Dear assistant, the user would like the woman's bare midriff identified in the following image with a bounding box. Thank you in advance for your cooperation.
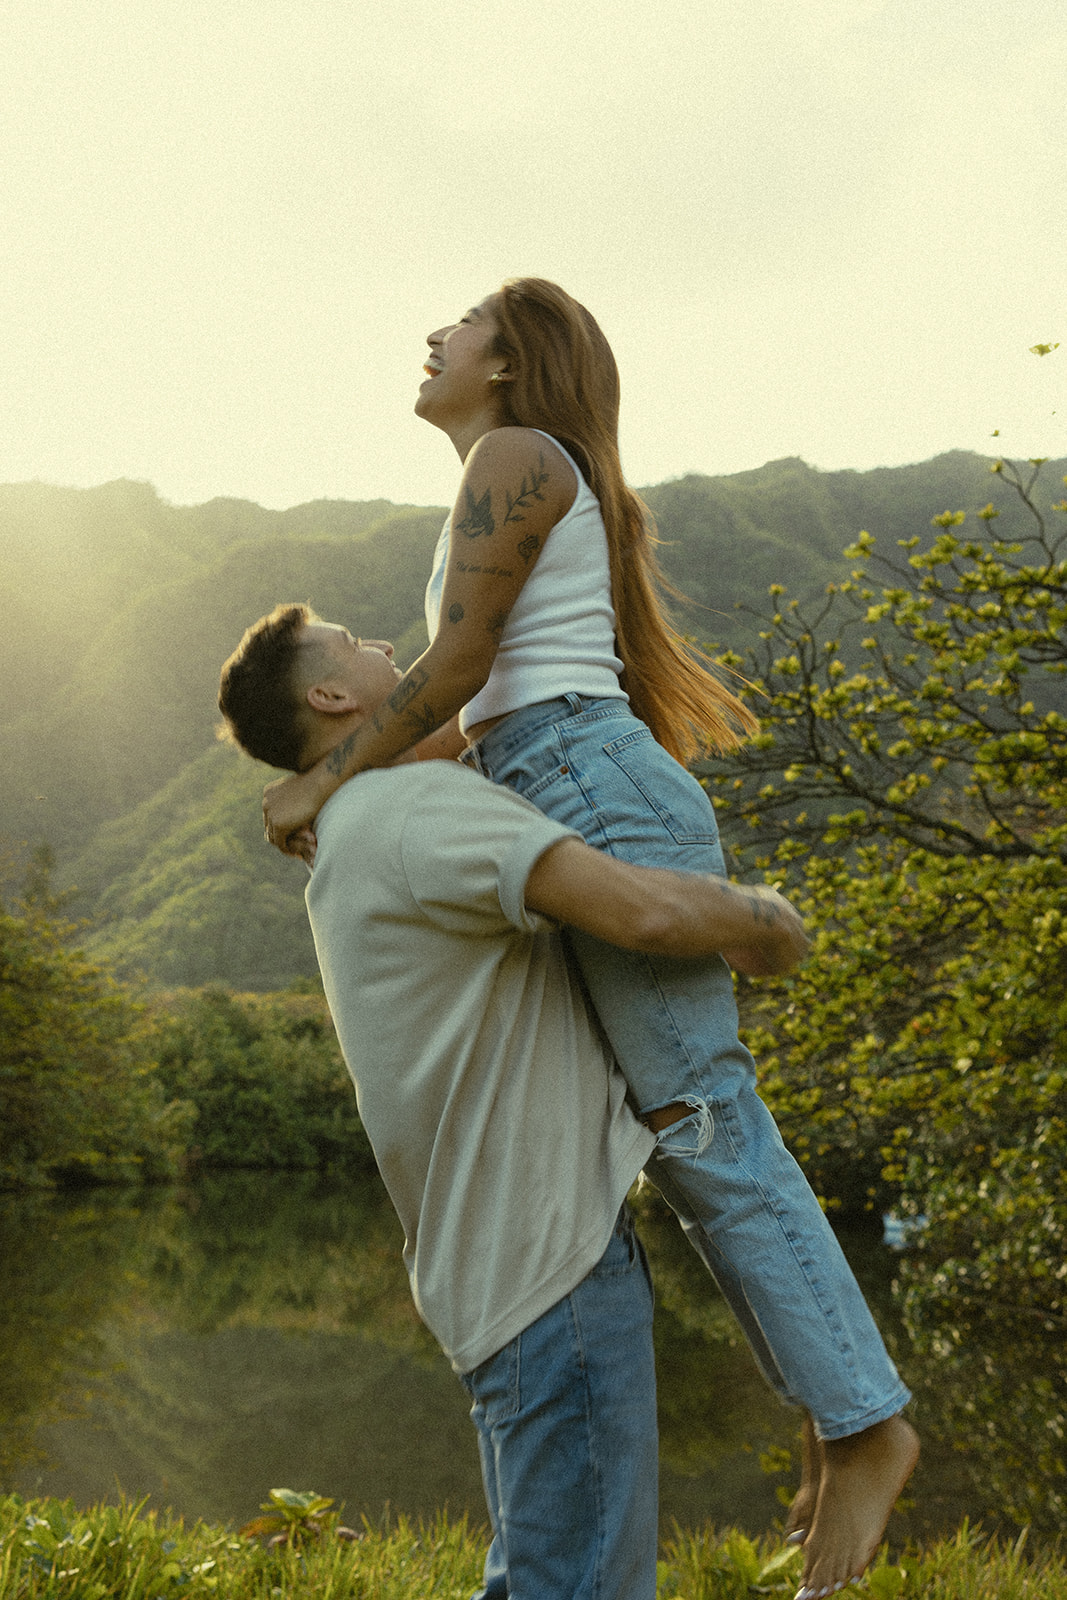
[465,713,509,745]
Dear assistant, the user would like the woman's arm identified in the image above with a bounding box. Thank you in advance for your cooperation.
[262,429,575,852]
[412,714,468,762]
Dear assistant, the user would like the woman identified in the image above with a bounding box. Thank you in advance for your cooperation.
[263,279,918,1597]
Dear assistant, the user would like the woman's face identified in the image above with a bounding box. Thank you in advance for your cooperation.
[414,293,508,430]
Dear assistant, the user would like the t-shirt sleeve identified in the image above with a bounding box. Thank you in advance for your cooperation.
[398,767,579,936]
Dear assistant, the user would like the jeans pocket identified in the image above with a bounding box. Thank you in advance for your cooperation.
[601,726,722,848]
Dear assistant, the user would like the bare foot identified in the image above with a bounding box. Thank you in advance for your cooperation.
[784,1414,821,1546]
[793,1413,919,1600]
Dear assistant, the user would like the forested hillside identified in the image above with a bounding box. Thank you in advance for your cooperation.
[0,488,443,857]
[3,449,1061,987]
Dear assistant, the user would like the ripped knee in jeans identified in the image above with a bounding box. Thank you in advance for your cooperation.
[643,1097,714,1156]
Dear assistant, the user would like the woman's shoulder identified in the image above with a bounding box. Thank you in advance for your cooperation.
[465,427,578,515]
[468,426,573,474]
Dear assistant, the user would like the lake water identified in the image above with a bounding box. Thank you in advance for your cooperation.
[2,1172,1062,1548]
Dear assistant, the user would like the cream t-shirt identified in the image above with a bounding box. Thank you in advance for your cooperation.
[305,760,654,1372]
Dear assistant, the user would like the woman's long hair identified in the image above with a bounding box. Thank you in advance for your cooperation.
[490,277,758,762]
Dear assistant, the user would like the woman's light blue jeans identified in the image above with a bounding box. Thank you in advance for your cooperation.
[461,1206,658,1600]
[464,695,910,1440]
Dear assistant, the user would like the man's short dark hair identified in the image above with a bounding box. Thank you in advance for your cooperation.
[218,603,315,769]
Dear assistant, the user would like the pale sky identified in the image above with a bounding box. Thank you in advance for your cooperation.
[2,0,1064,511]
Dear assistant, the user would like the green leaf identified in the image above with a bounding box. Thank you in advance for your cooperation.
[757,1542,803,1580]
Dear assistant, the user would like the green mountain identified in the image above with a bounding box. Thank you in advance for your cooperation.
[1,499,444,855]
[64,746,316,990]
[4,449,1060,988]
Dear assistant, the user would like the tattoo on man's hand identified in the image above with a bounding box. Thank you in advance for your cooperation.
[448,602,465,623]
[742,889,778,926]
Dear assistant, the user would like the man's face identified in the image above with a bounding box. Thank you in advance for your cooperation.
[300,621,402,714]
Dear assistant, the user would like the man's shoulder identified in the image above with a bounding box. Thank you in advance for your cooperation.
[341,759,542,810]
[405,761,568,829]
[311,759,574,933]
[318,760,549,845]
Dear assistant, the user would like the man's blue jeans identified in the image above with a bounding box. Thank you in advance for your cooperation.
[460,1206,658,1600]
[464,696,910,1439]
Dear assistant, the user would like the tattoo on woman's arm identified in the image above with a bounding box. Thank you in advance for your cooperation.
[325,730,359,777]
[457,485,495,540]
[385,668,440,737]
[402,699,438,738]
[456,559,514,576]
[389,667,430,714]
[503,456,550,525]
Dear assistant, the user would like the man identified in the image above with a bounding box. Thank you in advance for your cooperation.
[218,605,810,1600]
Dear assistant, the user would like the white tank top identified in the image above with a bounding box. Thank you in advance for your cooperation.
[424,433,628,734]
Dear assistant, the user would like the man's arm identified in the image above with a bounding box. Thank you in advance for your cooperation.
[524,838,809,976]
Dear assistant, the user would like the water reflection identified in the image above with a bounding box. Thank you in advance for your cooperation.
[0,1189,177,1480]
[2,1174,1063,1545]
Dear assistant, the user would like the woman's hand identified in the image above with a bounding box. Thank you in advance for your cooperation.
[263,768,329,857]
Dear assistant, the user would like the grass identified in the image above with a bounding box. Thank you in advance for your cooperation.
[1,1493,1065,1598]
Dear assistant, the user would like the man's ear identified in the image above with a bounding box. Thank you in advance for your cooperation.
[307,680,362,715]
